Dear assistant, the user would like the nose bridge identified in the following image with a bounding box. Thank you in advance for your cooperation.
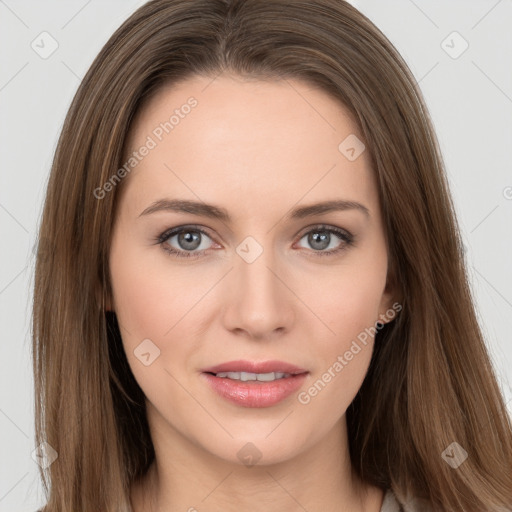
[236,234,282,303]
[223,234,294,336]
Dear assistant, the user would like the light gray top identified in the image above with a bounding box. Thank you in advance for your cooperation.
[380,489,402,512]
[381,488,433,512]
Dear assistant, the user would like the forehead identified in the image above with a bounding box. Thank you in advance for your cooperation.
[118,74,377,221]
[129,73,361,144]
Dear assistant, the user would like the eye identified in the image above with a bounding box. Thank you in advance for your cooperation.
[295,225,354,256]
[157,225,216,259]
[156,224,355,259]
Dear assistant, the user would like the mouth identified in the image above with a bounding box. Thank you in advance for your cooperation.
[200,360,309,408]
[205,371,297,381]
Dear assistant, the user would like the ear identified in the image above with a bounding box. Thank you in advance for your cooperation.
[377,261,402,325]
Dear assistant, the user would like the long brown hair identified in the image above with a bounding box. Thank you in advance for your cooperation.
[32,1,512,510]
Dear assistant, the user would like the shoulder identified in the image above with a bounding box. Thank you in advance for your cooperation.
[380,488,434,512]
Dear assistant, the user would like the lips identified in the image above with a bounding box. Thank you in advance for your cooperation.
[200,360,309,408]
[201,360,308,375]
[201,372,308,407]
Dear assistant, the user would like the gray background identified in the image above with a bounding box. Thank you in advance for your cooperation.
[1,1,511,510]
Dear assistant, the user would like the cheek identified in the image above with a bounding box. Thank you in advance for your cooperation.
[304,257,387,346]
[110,241,210,339]
[109,237,240,393]
[296,287,379,416]
[109,256,208,423]
[297,343,372,423]
[293,258,386,410]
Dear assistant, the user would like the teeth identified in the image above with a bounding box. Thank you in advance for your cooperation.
[215,371,292,381]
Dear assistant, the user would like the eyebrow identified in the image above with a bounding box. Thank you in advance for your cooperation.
[138,198,370,221]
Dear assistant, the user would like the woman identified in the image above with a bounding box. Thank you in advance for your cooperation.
[32,1,512,511]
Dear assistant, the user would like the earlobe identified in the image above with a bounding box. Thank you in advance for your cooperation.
[96,281,114,312]
[104,289,114,312]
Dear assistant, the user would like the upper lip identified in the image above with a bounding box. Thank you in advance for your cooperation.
[201,360,308,375]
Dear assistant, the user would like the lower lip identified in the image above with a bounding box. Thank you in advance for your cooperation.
[201,372,308,408]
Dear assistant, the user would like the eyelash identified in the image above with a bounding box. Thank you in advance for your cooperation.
[156,224,355,259]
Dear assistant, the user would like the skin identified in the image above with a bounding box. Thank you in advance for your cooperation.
[108,73,397,512]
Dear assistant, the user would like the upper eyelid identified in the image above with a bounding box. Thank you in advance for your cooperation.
[159,224,216,243]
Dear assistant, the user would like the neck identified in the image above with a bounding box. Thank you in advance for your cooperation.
[130,404,384,512]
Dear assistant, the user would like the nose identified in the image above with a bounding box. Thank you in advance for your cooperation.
[221,245,296,340]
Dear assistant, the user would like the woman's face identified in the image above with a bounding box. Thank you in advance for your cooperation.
[109,74,396,466]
